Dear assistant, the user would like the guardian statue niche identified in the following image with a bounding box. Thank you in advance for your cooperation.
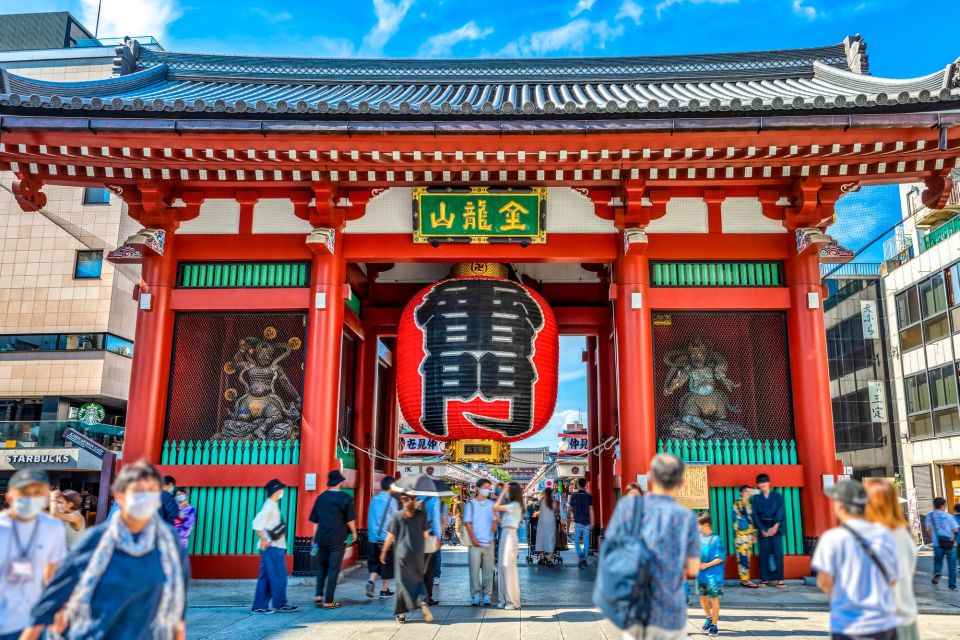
[217,327,302,441]
[661,338,748,441]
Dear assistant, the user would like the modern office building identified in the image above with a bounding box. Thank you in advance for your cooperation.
[0,13,145,502]
[882,172,960,515]
[823,262,900,480]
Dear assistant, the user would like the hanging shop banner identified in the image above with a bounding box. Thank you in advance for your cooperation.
[397,275,559,443]
[559,432,589,456]
[399,435,445,457]
[413,186,546,244]
[860,301,880,339]
[868,381,887,423]
[675,464,710,510]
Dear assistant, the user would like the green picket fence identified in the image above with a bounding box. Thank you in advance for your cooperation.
[659,438,797,465]
[177,261,309,288]
[651,261,784,287]
[161,440,300,465]
[658,438,804,555]
[186,486,298,555]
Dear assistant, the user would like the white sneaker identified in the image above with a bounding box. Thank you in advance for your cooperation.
[504,605,518,610]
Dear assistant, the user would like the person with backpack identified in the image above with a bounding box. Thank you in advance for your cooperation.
[924,497,958,591]
[813,479,899,640]
[594,454,700,640]
[697,512,725,637]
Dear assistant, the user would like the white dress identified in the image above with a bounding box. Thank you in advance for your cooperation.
[534,501,557,553]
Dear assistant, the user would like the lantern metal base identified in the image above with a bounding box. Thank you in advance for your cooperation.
[448,439,511,465]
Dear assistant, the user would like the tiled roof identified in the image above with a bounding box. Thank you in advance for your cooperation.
[0,36,957,119]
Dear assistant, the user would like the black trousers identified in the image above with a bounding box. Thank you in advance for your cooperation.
[423,551,437,601]
[316,544,346,603]
[831,630,896,640]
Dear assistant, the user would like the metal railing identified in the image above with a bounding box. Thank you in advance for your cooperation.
[820,262,881,278]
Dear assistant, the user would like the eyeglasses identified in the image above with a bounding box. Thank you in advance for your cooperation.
[400,495,414,502]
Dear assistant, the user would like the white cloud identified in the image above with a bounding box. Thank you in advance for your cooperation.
[616,0,644,25]
[558,368,586,383]
[654,0,738,19]
[309,36,358,58]
[362,0,415,55]
[418,21,493,57]
[792,0,818,19]
[79,0,181,43]
[570,0,596,17]
[500,18,624,57]
[249,8,292,24]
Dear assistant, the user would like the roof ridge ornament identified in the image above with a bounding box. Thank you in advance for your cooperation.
[114,37,142,76]
[842,34,868,75]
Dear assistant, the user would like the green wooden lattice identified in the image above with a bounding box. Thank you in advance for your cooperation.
[657,438,804,555]
[651,261,785,287]
[178,262,309,288]
[161,440,301,465]
[185,486,298,555]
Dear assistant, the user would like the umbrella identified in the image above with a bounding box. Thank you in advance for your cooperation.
[393,473,454,497]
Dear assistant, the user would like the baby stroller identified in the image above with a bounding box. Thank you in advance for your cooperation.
[441,515,457,545]
[525,513,564,566]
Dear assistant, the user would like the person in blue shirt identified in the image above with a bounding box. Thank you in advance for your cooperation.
[697,512,725,637]
[925,497,959,591]
[23,461,189,640]
[365,476,398,599]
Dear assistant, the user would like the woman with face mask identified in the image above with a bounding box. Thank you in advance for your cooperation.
[21,461,189,640]
[172,489,196,551]
[533,488,558,564]
[50,489,86,550]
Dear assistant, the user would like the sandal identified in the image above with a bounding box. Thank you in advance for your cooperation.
[322,601,343,609]
[775,581,787,589]
[740,581,760,588]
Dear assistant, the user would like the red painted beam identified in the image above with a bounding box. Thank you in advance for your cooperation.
[156,465,300,487]
[170,288,309,311]
[707,465,804,487]
[648,287,791,310]
[554,306,610,330]
[344,233,617,263]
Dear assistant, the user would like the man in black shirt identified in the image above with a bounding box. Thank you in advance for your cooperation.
[567,477,594,569]
[309,470,357,608]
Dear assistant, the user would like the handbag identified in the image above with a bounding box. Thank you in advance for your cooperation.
[267,519,287,541]
[931,512,956,550]
[425,533,441,554]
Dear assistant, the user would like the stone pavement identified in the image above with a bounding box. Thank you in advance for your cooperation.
[185,544,960,639]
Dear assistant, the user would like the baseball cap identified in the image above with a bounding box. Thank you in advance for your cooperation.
[9,469,51,489]
[824,478,867,507]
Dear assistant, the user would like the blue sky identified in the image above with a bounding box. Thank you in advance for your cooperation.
[4,0,945,449]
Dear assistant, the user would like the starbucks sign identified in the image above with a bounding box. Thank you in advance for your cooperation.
[77,402,105,426]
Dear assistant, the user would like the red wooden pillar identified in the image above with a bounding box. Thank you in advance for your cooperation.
[383,340,399,477]
[614,245,656,490]
[297,233,347,535]
[786,249,837,540]
[585,336,601,512]
[351,325,378,524]
[122,228,178,465]
[597,323,618,525]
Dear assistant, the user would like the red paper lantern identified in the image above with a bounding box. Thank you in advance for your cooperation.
[397,275,559,443]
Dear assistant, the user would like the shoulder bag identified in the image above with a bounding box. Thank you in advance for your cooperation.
[841,523,892,584]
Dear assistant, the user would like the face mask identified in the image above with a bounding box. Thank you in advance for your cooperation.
[276,492,284,502]
[14,497,47,519]
[54,503,66,514]
[125,491,161,520]
[480,488,491,498]
[175,495,187,504]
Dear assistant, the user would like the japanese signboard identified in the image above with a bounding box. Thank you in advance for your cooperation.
[868,381,887,423]
[413,186,546,244]
[559,431,589,456]
[860,301,880,339]
[675,464,710,510]
[399,435,445,457]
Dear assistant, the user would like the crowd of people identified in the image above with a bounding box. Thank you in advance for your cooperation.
[2,455,956,639]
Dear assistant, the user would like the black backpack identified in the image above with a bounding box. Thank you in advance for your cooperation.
[592,495,653,630]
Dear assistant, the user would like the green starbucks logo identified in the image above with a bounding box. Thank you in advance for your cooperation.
[77,402,105,426]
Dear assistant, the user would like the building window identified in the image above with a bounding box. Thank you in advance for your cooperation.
[74,250,103,279]
[905,372,933,438]
[948,264,960,335]
[0,332,132,357]
[82,187,110,205]
[895,287,923,352]
[920,273,950,342]
[930,363,960,435]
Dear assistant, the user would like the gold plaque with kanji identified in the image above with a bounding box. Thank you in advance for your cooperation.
[413,186,546,244]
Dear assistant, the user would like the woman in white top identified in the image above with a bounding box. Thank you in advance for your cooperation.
[533,488,557,561]
[50,489,86,549]
[494,482,524,610]
[864,478,918,640]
